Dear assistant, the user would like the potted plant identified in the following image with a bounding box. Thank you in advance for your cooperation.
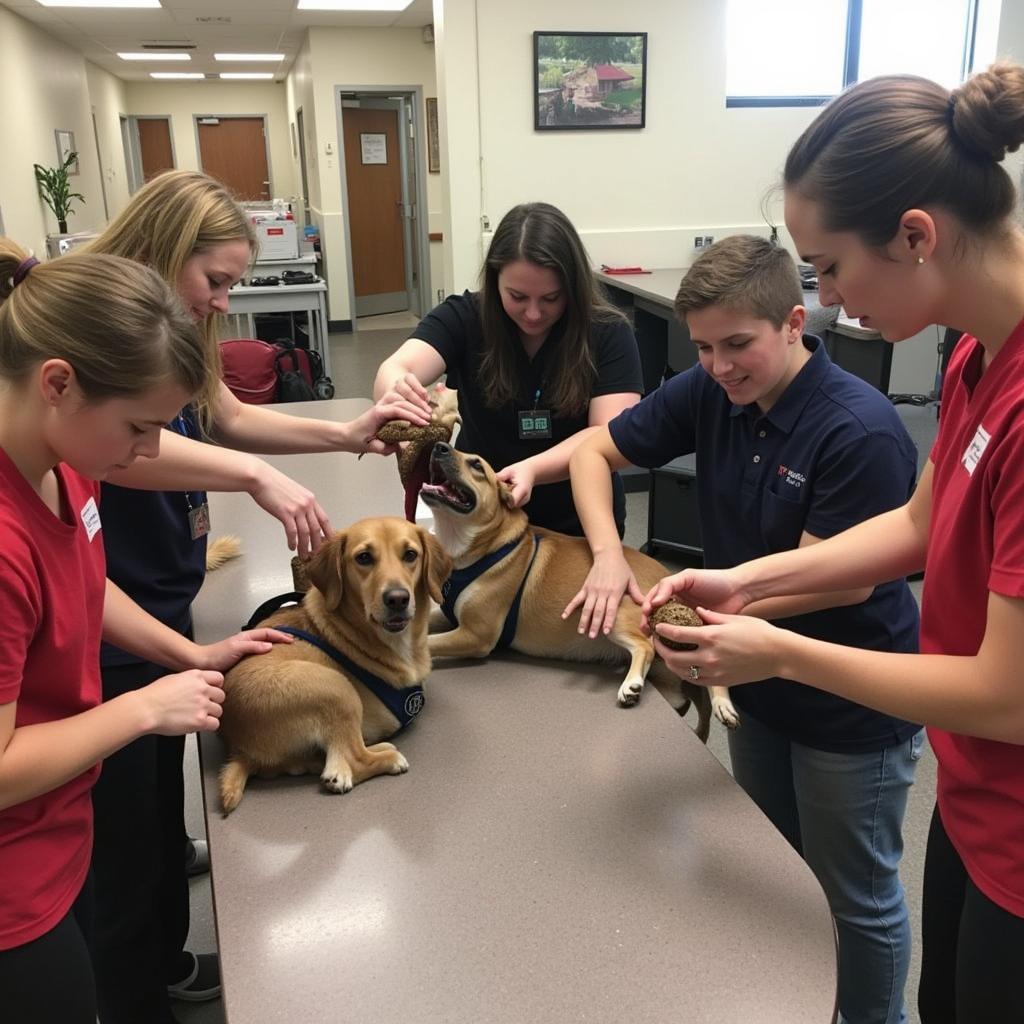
[33,151,85,234]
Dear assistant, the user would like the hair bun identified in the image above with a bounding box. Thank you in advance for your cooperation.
[950,61,1024,161]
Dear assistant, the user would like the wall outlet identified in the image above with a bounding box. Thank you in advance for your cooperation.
[693,233,715,250]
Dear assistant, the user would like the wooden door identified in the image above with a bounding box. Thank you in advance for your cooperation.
[197,117,270,201]
[342,106,407,315]
[137,118,174,182]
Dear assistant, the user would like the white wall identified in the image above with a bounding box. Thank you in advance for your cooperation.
[85,61,130,220]
[290,25,440,322]
[0,7,109,255]
[124,81,296,201]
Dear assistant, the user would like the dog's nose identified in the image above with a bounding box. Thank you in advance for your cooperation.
[383,587,410,611]
[433,441,451,456]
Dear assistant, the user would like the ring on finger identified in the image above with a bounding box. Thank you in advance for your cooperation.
[688,664,700,682]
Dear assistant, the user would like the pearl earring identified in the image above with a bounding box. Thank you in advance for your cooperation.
[916,256,926,265]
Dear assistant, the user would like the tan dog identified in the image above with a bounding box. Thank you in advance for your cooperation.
[422,444,711,741]
[218,517,451,814]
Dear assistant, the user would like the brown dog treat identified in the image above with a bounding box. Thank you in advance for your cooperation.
[377,421,453,484]
[648,599,702,651]
[291,555,311,593]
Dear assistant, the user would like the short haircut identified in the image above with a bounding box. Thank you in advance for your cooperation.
[674,234,802,328]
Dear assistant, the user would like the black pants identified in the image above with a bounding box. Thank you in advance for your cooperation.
[918,804,1024,1023]
[1,875,95,1024]
[90,658,192,1024]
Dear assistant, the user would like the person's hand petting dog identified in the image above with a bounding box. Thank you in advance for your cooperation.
[563,551,645,638]
[248,461,332,559]
[495,460,536,508]
[194,628,296,673]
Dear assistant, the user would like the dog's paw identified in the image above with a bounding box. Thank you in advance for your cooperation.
[321,768,354,793]
[388,751,410,774]
[617,679,644,707]
[712,692,741,730]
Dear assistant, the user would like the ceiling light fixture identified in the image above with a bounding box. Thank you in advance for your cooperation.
[38,0,161,8]
[219,72,275,80]
[215,53,285,62]
[297,0,414,11]
[118,52,190,61]
[150,72,205,79]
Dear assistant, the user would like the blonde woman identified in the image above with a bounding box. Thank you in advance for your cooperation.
[0,240,289,1024]
[84,171,432,1022]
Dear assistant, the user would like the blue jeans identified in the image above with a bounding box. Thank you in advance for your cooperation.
[728,712,923,1024]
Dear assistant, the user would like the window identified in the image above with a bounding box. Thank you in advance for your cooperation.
[726,0,1002,106]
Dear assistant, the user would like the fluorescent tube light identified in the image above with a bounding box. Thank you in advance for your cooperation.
[297,0,413,10]
[219,72,275,80]
[150,72,205,79]
[38,1,161,7]
[119,52,190,61]
[215,53,285,62]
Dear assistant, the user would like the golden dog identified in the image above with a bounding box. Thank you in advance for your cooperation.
[421,444,711,741]
[218,517,451,814]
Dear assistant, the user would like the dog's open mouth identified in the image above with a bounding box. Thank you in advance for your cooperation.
[419,454,476,513]
[379,613,411,634]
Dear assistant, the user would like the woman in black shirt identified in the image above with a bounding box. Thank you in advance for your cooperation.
[374,202,643,536]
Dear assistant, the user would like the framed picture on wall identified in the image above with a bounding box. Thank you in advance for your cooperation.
[534,31,647,131]
[426,97,440,173]
[55,129,79,174]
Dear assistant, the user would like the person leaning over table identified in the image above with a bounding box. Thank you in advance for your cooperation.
[644,63,1024,1024]
[373,201,643,537]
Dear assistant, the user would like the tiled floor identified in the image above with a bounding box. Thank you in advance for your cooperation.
[179,320,938,1023]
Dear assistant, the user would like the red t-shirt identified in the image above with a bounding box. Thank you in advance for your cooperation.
[923,321,1024,917]
[0,450,106,949]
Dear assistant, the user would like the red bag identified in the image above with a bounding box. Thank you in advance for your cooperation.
[220,339,278,404]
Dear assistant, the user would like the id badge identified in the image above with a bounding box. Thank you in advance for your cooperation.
[189,502,211,541]
[517,408,552,440]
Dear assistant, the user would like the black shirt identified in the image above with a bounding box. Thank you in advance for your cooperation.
[412,291,643,535]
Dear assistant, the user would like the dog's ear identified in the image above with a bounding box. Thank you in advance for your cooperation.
[417,527,452,605]
[304,531,346,610]
[498,479,518,509]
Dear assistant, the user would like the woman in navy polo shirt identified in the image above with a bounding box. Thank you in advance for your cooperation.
[569,235,922,1024]
[644,66,1024,1024]
[373,202,643,537]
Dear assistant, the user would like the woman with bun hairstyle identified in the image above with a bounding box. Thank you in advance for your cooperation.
[374,201,643,537]
[0,241,288,1024]
[83,170,432,1023]
[644,64,1024,1023]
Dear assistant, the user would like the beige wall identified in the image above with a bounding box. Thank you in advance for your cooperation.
[85,61,130,220]
[0,7,109,255]
[290,25,440,322]
[124,81,296,200]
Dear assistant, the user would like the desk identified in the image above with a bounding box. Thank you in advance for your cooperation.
[597,268,891,396]
[192,398,837,1024]
[226,280,332,379]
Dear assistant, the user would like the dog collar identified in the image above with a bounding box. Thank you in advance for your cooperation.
[243,594,425,729]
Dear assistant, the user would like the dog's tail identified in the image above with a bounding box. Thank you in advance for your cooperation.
[206,535,242,572]
[219,756,253,816]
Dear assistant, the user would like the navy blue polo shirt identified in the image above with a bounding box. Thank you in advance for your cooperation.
[100,406,208,669]
[610,335,921,753]
[412,291,643,536]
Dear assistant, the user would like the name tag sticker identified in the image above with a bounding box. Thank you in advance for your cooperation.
[962,424,991,477]
[80,497,101,542]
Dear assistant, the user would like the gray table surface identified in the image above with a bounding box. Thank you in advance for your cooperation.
[192,398,838,1024]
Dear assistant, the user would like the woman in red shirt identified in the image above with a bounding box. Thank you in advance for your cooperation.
[0,239,287,1024]
[644,63,1024,1024]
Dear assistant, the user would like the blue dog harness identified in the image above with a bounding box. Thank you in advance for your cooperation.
[440,532,542,652]
[243,592,425,730]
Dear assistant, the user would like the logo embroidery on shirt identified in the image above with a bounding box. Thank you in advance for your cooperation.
[80,496,101,542]
[962,424,991,477]
[777,464,807,488]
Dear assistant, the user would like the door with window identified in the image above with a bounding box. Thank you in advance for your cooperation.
[196,116,271,201]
